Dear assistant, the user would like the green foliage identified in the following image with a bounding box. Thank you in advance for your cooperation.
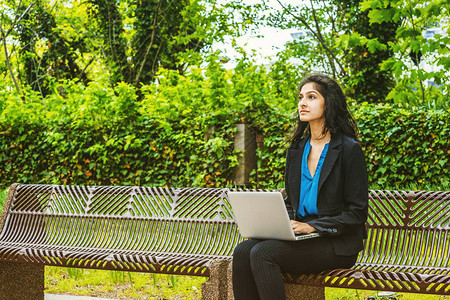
[0,189,6,209]
[354,103,449,187]
[109,271,133,287]
[87,0,129,84]
[0,61,448,190]
[45,267,206,298]
[326,287,447,300]
[331,0,399,103]
[361,0,450,108]
[2,0,449,110]
[43,266,450,299]
[67,268,84,280]
[15,1,90,96]
[260,0,449,108]
[0,55,289,188]
[262,0,399,103]
[1,0,256,91]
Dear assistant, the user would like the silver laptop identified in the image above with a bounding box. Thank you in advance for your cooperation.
[227,191,322,241]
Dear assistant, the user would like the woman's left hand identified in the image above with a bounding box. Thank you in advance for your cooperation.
[290,220,317,234]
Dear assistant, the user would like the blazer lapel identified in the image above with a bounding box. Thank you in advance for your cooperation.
[318,132,342,193]
[288,137,308,213]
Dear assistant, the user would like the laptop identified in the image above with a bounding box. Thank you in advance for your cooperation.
[227,191,322,241]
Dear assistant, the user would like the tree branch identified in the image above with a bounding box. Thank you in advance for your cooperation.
[77,57,95,81]
[0,24,22,95]
[309,0,346,77]
[151,40,163,77]
[276,0,346,77]
[134,0,162,86]
[0,2,35,97]
[3,1,32,37]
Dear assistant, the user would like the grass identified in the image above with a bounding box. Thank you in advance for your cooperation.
[325,288,449,299]
[44,266,450,299]
[45,267,207,299]
[0,188,7,209]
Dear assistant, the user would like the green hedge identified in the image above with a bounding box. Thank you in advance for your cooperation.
[356,103,449,187]
[0,57,294,189]
[250,103,449,189]
[0,120,237,188]
[0,104,448,190]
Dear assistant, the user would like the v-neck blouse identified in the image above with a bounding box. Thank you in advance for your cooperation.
[297,138,329,219]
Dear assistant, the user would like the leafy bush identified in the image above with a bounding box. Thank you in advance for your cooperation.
[248,103,449,189]
[0,56,286,189]
[356,103,449,187]
[0,58,448,190]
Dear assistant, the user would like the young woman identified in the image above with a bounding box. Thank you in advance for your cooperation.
[232,74,369,299]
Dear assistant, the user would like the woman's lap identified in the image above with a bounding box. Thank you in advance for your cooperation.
[232,237,358,299]
[235,237,357,275]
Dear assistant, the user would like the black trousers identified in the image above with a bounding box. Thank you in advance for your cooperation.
[232,237,358,300]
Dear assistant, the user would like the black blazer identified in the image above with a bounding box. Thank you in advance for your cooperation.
[284,131,368,256]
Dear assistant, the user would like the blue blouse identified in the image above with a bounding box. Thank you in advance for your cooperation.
[297,139,329,219]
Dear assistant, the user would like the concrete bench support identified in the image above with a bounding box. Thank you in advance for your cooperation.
[202,260,231,300]
[202,260,325,300]
[0,261,44,300]
[285,284,325,300]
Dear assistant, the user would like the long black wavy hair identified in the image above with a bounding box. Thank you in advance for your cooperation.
[289,74,358,146]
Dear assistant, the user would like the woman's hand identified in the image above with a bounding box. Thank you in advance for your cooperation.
[290,220,317,234]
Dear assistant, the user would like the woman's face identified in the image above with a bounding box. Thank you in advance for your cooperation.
[298,82,326,123]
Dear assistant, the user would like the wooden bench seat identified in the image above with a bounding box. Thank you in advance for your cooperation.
[0,184,449,299]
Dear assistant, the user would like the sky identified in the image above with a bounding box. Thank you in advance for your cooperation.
[212,27,300,68]
[211,0,304,68]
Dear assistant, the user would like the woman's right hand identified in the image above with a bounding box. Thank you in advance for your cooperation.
[290,220,317,234]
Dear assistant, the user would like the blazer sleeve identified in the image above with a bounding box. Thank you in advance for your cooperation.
[284,195,295,220]
[307,141,368,236]
[283,151,295,220]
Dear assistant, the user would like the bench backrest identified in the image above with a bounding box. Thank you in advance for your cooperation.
[1,184,448,275]
[359,190,450,274]
[0,184,242,269]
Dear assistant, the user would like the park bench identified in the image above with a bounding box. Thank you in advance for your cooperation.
[0,183,449,299]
